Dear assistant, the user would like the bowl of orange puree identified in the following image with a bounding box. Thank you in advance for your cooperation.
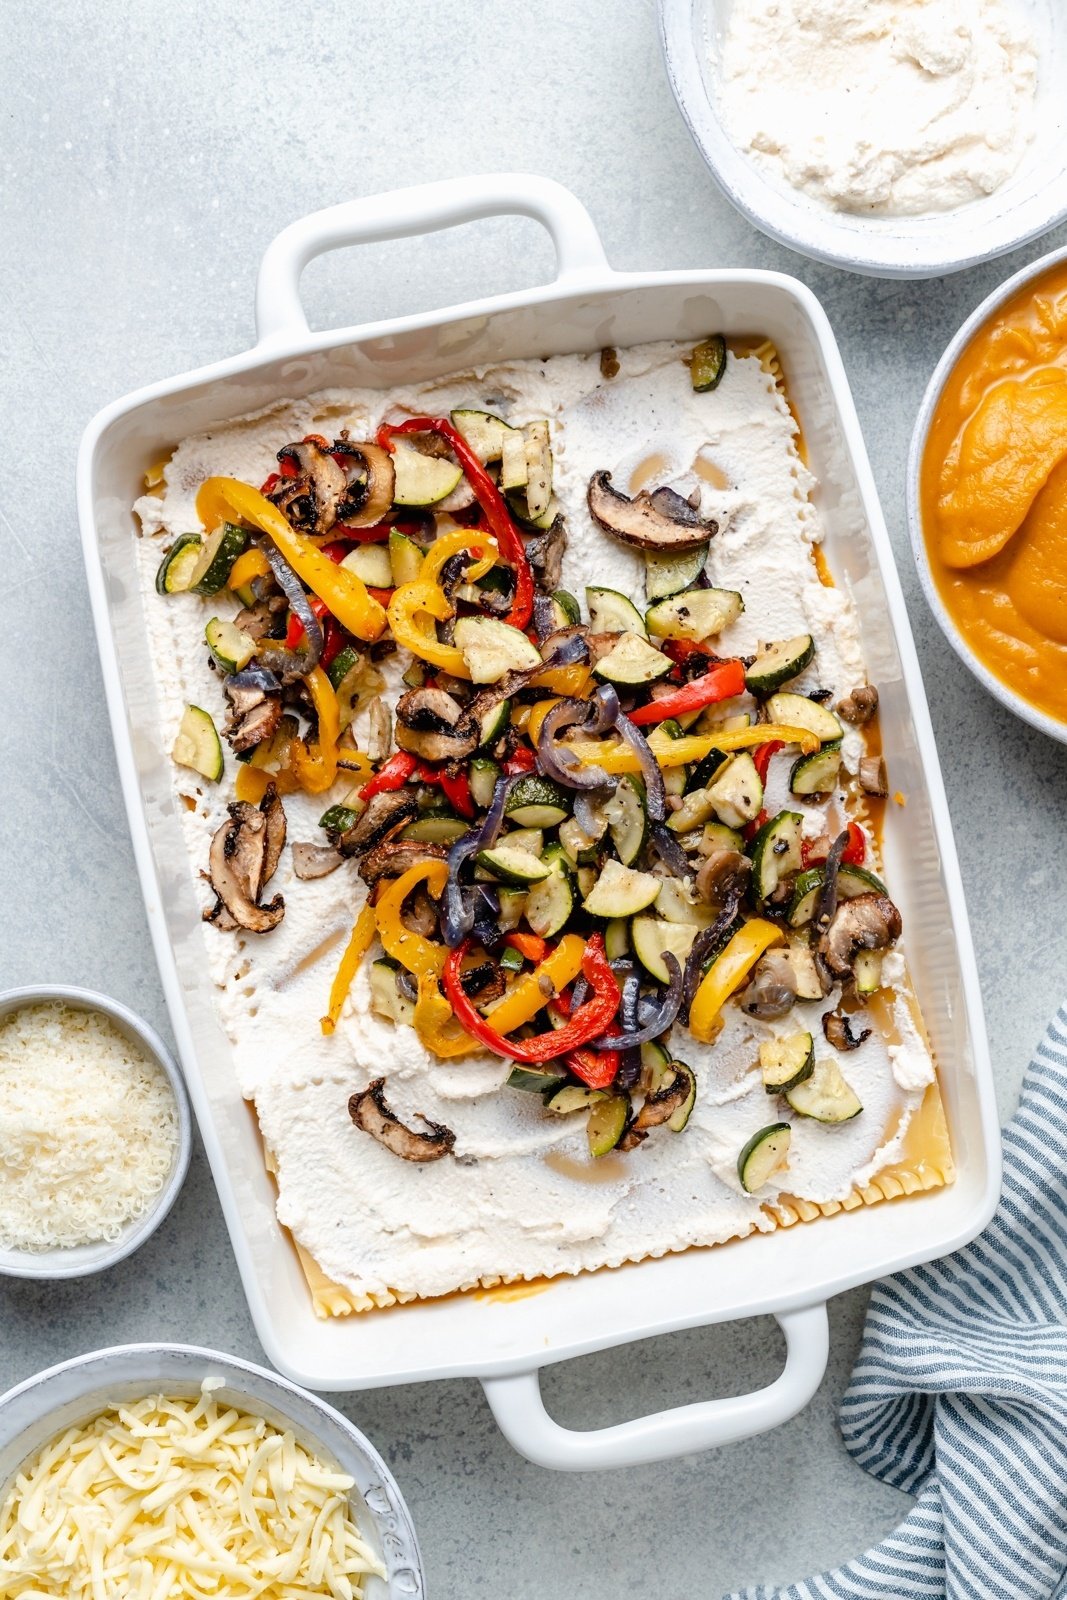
[909,244,1067,742]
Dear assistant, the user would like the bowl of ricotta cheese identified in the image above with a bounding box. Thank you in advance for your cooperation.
[658,0,1067,277]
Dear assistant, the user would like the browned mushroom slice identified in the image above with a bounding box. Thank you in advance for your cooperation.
[632,1068,692,1131]
[837,684,879,725]
[358,840,450,889]
[348,1078,455,1163]
[818,892,902,981]
[859,756,889,797]
[233,597,287,641]
[740,950,798,1019]
[696,848,751,906]
[526,516,566,592]
[335,789,419,855]
[291,843,345,880]
[394,687,479,762]
[268,440,347,534]
[259,784,286,887]
[587,471,717,552]
[204,801,285,934]
[822,1007,872,1051]
[333,441,396,528]
[222,678,283,755]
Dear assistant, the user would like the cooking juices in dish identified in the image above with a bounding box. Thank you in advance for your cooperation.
[134,339,952,1313]
[920,259,1067,723]
[717,0,1038,216]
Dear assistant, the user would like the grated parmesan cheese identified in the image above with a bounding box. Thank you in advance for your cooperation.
[0,1002,179,1252]
[0,1381,387,1598]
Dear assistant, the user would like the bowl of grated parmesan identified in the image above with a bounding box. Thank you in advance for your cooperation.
[0,986,191,1278]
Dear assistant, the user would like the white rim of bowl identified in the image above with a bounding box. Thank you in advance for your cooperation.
[0,1342,424,1597]
[0,985,193,1279]
[906,241,1067,744]
[656,0,1067,278]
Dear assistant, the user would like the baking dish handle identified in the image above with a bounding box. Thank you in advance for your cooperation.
[481,1301,829,1470]
[254,174,610,345]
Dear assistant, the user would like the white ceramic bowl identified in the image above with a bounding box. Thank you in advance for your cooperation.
[0,1344,423,1598]
[658,0,1067,278]
[907,240,1067,743]
[0,985,192,1279]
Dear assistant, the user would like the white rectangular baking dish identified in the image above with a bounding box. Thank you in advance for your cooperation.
[77,175,1000,1470]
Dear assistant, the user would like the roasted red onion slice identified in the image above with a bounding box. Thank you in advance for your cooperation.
[681,890,743,1018]
[614,708,666,823]
[596,953,683,1050]
[257,538,324,682]
[440,776,513,948]
[813,829,850,937]
[537,683,621,791]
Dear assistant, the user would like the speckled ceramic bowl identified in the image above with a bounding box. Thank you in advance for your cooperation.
[0,1344,423,1598]
[658,0,1067,278]
[907,241,1067,744]
[0,985,192,1279]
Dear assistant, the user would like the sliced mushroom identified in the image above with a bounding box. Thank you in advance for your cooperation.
[366,698,393,763]
[587,470,717,552]
[526,516,566,592]
[291,843,345,880]
[221,675,283,755]
[740,950,797,1019]
[336,789,418,855]
[268,440,347,535]
[819,892,902,981]
[837,684,879,725]
[822,1007,872,1051]
[696,848,751,905]
[394,687,479,762]
[332,440,396,527]
[348,1078,455,1163]
[633,1068,691,1131]
[458,962,507,1006]
[260,784,287,887]
[859,756,888,798]
[402,886,440,940]
[233,596,287,642]
[357,839,450,888]
[204,793,285,934]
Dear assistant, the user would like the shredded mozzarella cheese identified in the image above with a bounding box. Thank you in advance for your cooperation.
[0,1382,386,1598]
[0,1002,178,1252]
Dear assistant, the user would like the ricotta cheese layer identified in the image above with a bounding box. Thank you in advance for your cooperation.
[136,342,937,1307]
[716,0,1038,216]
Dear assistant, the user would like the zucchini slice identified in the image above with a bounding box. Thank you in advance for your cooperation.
[496,887,528,931]
[593,634,671,685]
[745,635,815,696]
[707,751,763,828]
[666,785,720,834]
[605,918,631,960]
[502,826,544,857]
[401,815,469,844]
[605,774,648,866]
[666,1062,696,1131]
[764,692,842,744]
[853,949,883,995]
[644,544,708,601]
[690,335,727,393]
[525,856,574,939]
[388,528,424,586]
[786,1057,862,1123]
[468,755,501,810]
[750,810,805,902]
[369,959,415,1026]
[790,742,842,796]
[646,587,743,643]
[788,862,888,927]
[587,1094,630,1157]
[523,421,553,520]
[189,523,248,596]
[172,705,223,782]
[342,542,393,588]
[759,1031,814,1093]
[552,589,581,625]
[655,878,716,927]
[786,944,828,1002]
[582,860,661,918]
[738,1123,791,1193]
[499,426,528,491]
[631,916,700,983]
[450,408,510,463]
[454,616,541,683]
[507,1066,566,1094]
[586,587,647,636]
[477,697,511,749]
[475,846,550,885]
[391,440,463,506]
[204,617,257,674]
[547,1085,604,1115]
[155,532,202,595]
[506,488,559,530]
[506,776,570,829]
[327,644,361,690]
[702,820,745,853]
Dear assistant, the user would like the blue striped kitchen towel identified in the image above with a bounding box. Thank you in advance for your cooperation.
[730,1004,1067,1600]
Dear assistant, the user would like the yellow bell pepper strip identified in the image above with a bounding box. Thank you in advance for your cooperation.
[566,721,820,775]
[375,859,450,976]
[481,934,586,1035]
[531,660,592,697]
[195,477,386,642]
[688,918,784,1043]
[227,547,271,591]
[419,527,497,586]
[290,666,340,794]
[414,972,480,1058]
[387,579,470,678]
[321,902,377,1036]
[524,698,562,745]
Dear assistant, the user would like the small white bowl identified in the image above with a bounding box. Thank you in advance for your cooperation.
[907,241,1067,743]
[657,0,1067,278]
[0,1344,423,1598]
[0,985,192,1279]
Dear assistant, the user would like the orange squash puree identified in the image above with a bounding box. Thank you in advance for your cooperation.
[920,260,1067,723]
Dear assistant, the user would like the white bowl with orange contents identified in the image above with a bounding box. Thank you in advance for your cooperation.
[907,241,1067,744]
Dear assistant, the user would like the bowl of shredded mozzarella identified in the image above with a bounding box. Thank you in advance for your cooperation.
[0,1343,421,1598]
[0,986,191,1278]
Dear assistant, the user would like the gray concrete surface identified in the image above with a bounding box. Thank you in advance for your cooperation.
[2,2,1065,1594]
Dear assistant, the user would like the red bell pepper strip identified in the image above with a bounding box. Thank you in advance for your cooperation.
[359,751,418,802]
[285,595,329,650]
[504,932,548,965]
[565,1047,619,1090]
[366,586,395,606]
[661,638,712,666]
[627,659,746,726]
[442,933,619,1064]
[753,739,783,784]
[439,768,475,819]
[503,746,537,775]
[802,820,866,867]
[743,807,770,844]
[260,471,283,496]
[332,522,392,544]
[377,416,534,629]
